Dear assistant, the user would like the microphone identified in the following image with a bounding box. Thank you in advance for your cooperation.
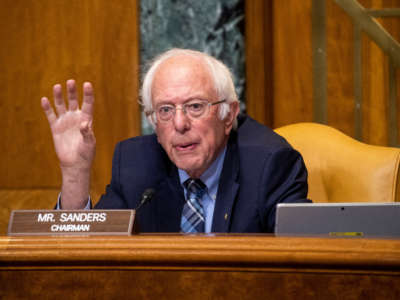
[135,188,155,212]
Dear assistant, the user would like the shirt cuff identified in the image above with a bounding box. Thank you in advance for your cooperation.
[56,193,92,210]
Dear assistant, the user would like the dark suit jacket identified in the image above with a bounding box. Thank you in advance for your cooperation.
[95,115,310,233]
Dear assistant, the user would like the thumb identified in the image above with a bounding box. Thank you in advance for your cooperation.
[80,120,96,144]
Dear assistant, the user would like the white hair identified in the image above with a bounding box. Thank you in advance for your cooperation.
[140,48,239,128]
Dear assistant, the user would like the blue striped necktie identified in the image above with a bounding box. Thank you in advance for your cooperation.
[180,179,206,233]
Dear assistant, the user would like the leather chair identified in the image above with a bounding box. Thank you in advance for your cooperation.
[275,123,400,203]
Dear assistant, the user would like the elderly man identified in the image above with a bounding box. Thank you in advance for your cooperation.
[41,48,310,233]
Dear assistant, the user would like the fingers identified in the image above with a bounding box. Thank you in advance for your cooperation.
[66,79,79,111]
[53,84,67,116]
[81,82,94,121]
[41,97,57,126]
[42,80,94,121]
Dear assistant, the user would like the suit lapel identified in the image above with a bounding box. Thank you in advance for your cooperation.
[211,134,240,232]
[154,164,185,232]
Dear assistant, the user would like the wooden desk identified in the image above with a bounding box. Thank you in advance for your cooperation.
[1,235,399,299]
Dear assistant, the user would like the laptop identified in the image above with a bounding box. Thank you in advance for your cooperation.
[274,202,400,238]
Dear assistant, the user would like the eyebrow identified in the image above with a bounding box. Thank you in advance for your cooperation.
[155,97,209,106]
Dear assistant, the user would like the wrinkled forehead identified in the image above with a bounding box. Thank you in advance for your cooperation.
[151,55,216,99]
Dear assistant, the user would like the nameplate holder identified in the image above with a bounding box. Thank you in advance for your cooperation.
[8,210,135,236]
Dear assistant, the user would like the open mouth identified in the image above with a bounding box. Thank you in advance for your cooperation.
[175,143,197,151]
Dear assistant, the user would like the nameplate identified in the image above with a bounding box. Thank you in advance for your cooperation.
[8,210,135,236]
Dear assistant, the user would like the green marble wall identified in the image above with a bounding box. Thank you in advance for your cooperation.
[140,0,245,133]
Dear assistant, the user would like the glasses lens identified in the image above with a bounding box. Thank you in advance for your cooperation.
[154,100,219,122]
[185,101,207,118]
[157,105,174,121]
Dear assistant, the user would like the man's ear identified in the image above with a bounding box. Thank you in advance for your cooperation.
[224,101,240,134]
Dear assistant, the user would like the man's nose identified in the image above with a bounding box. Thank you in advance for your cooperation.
[172,108,190,132]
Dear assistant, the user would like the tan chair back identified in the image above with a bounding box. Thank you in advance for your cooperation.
[275,123,400,202]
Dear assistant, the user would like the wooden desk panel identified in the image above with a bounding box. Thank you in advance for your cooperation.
[1,235,399,299]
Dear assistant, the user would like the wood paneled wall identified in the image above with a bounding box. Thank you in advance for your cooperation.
[246,0,314,128]
[0,0,140,233]
[246,0,400,147]
[245,0,273,126]
[359,0,400,146]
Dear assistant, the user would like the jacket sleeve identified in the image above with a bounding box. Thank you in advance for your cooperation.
[258,147,311,232]
[95,142,128,209]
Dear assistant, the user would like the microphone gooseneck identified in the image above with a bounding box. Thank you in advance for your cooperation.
[135,188,155,212]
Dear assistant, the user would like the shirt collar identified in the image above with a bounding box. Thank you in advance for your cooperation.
[178,146,227,196]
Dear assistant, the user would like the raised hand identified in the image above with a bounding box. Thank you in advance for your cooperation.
[41,80,96,169]
[41,79,96,209]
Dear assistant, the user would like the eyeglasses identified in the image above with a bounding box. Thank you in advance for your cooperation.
[150,99,226,123]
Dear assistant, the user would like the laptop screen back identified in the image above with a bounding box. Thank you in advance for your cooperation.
[275,203,400,238]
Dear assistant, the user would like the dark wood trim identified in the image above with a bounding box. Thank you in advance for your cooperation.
[1,236,400,299]
[245,0,273,127]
